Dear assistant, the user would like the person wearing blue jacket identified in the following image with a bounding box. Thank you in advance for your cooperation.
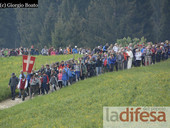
[72,46,78,54]
[103,43,109,53]
[71,69,76,82]
[26,73,31,96]
[67,67,74,85]
[41,72,49,95]
[62,66,68,87]
[108,54,116,72]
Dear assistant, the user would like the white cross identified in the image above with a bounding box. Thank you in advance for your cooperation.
[24,55,33,72]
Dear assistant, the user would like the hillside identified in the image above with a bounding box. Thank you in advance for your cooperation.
[0,60,169,128]
[0,54,81,101]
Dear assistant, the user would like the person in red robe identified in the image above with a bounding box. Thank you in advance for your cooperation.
[18,75,28,101]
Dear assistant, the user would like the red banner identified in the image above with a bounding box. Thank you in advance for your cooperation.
[22,55,36,73]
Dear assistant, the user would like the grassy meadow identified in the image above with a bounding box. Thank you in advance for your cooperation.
[0,59,169,128]
[0,54,81,102]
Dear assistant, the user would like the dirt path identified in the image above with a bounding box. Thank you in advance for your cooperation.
[0,87,61,110]
[0,79,77,110]
[0,96,30,110]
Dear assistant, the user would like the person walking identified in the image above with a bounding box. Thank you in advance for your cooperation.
[50,74,58,92]
[41,72,49,95]
[17,75,28,101]
[58,70,63,88]
[8,73,19,100]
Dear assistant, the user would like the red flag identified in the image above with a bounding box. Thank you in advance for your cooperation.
[23,55,36,73]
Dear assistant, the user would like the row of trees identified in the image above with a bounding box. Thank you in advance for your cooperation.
[0,0,169,48]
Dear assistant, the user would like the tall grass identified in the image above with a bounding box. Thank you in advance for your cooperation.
[0,59,169,128]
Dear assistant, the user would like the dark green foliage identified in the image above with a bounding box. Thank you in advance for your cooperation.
[0,9,17,48]
[160,0,170,41]
[0,0,169,48]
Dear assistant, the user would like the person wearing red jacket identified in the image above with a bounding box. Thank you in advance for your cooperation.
[18,75,28,101]
[123,49,128,69]
[58,61,65,71]
[58,70,63,88]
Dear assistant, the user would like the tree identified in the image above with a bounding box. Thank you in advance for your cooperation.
[160,0,170,41]
[0,9,18,48]
[124,0,154,42]
[39,1,59,47]
[52,16,66,48]
[151,0,162,42]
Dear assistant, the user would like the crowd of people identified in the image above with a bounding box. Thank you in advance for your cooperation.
[1,45,88,57]
[8,41,170,101]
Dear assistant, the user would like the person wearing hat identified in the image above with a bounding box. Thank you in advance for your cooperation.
[8,73,19,100]
[72,46,78,54]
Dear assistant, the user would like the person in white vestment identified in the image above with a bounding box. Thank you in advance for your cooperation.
[126,48,133,69]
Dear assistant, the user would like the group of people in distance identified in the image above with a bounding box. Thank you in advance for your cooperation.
[8,41,170,101]
[1,45,83,57]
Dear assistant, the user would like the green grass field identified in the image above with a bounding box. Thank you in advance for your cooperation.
[0,59,169,128]
[0,54,81,102]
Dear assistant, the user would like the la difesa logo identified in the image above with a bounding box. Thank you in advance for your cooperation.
[103,107,170,128]
[105,107,166,122]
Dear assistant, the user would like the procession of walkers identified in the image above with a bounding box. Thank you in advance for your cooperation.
[8,41,170,101]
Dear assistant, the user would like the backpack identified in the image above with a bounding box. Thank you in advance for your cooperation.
[146,49,151,56]
[82,65,87,74]
[104,59,107,66]
[151,48,156,54]
[103,46,106,51]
